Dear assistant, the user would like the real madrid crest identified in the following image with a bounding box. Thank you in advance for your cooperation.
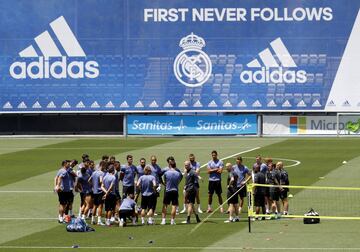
[173,33,212,88]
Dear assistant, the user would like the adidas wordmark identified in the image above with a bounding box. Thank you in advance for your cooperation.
[240,38,307,84]
[10,16,99,79]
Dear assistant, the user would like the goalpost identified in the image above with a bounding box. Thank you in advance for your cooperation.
[336,112,360,136]
[247,183,360,232]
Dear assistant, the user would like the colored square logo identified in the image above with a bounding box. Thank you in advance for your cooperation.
[289,116,307,134]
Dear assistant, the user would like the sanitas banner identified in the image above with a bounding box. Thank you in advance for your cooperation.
[127,115,257,135]
[263,115,360,135]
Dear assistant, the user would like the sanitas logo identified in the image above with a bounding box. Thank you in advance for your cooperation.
[131,120,186,131]
[240,38,307,84]
[10,16,99,79]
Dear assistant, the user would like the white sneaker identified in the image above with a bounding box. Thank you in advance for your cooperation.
[170,220,176,225]
[106,220,111,226]
[180,208,186,214]
[154,212,158,216]
[224,219,232,223]
[119,219,124,227]
[141,219,145,225]
[160,219,166,225]
[110,217,115,223]
[181,220,187,224]
[197,207,203,214]
[97,221,105,226]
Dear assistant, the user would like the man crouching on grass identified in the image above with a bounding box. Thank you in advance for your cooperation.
[119,193,137,227]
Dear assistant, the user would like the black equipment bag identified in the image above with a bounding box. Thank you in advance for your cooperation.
[303,208,320,224]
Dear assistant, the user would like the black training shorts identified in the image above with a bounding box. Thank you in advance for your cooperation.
[141,194,156,210]
[208,180,222,195]
[163,190,179,206]
[105,194,116,212]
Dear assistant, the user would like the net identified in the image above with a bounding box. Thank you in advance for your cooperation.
[247,183,360,220]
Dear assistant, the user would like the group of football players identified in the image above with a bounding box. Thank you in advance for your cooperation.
[54,151,289,226]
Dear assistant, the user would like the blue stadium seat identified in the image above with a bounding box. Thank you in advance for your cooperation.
[225,64,234,74]
[291,54,300,65]
[300,54,309,66]
[227,55,236,65]
[315,73,324,84]
[303,93,312,103]
[275,93,284,103]
[318,54,327,65]
[293,93,303,104]
[306,73,315,84]
[223,74,232,84]
[267,84,276,94]
[210,54,218,65]
[218,55,227,65]
[234,64,243,74]
[309,54,318,65]
[276,84,285,93]
[214,74,223,83]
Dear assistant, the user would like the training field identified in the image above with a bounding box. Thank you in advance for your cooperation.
[1,137,360,252]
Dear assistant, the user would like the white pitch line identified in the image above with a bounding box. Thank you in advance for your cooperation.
[241,156,301,168]
[199,147,261,169]
[1,246,360,250]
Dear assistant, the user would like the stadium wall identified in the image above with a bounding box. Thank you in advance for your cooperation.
[1,1,360,135]
[0,114,123,135]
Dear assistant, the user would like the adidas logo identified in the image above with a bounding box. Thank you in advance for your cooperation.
[267,100,277,107]
[240,38,307,84]
[134,101,144,108]
[178,100,188,108]
[149,100,159,108]
[208,100,218,108]
[193,100,203,107]
[76,101,86,108]
[297,100,307,107]
[10,16,99,80]
[163,100,173,108]
[3,102,13,109]
[282,100,292,107]
[120,101,129,108]
[237,100,247,107]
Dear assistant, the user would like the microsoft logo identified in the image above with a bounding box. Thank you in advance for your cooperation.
[290,116,306,134]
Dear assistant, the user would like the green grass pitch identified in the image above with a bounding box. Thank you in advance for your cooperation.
[1,137,360,252]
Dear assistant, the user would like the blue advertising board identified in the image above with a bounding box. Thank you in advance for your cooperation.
[1,0,360,112]
[127,115,257,135]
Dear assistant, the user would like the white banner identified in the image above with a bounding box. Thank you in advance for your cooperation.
[263,115,360,135]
